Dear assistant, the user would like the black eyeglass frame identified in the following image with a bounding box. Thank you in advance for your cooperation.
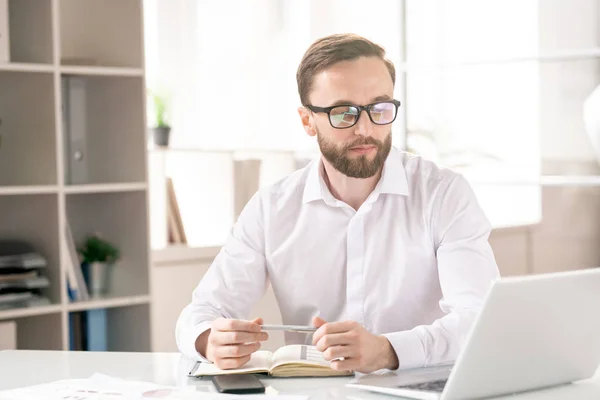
[305,99,401,129]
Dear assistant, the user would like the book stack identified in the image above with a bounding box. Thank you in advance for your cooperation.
[0,241,51,311]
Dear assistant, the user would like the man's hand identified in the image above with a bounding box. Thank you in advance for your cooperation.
[195,317,269,370]
[312,317,399,373]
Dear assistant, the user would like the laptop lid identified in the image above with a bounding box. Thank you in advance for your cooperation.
[347,269,600,400]
[443,268,600,399]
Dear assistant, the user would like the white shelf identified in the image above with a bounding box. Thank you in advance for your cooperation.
[0,63,54,73]
[67,294,151,312]
[64,182,147,194]
[0,0,151,352]
[0,304,62,320]
[0,186,58,195]
[60,65,144,77]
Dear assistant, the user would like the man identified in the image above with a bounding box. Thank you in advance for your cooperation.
[176,33,499,374]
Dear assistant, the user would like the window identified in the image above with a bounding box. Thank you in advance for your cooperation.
[145,0,600,248]
[405,0,600,229]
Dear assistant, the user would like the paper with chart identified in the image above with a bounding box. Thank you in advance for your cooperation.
[0,373,308,400]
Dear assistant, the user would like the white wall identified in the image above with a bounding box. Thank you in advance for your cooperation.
[539,0,600,163]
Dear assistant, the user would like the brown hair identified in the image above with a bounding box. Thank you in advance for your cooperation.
[296,33,396,106]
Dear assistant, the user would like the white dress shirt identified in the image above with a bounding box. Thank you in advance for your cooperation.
[176,147,500,370]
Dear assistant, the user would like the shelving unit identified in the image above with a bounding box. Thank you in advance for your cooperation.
[0,0,151,351]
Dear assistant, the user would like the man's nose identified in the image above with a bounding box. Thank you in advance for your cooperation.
[354,110,374,137]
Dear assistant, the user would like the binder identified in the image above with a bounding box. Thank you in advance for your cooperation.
[85,308,107,351]
[62,76,89,184]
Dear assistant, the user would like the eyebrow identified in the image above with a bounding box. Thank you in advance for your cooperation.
[328,95,392,107]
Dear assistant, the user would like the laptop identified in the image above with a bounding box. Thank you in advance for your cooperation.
[347,268,600,400]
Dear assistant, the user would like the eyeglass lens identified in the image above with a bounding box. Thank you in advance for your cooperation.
[329,102,397,128]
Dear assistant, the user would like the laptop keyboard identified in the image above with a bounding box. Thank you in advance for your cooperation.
[397,379,448,393]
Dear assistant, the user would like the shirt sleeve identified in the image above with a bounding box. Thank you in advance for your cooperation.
[175,191,269,361]
[384,173,500,370]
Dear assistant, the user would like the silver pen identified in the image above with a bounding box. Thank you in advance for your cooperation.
[260,324,317,332]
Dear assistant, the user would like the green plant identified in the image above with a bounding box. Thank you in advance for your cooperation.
[151,91,170,128]
[78,234,120,264]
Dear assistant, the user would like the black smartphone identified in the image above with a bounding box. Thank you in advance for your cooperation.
[212,374,266,394]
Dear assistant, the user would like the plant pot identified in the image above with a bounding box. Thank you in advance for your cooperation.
[152,126,171,147]
[81,262,114,297]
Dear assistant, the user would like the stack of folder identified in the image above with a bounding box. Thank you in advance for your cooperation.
[0,241,51,310]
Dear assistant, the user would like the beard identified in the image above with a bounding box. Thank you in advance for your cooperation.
[317,130,392,179]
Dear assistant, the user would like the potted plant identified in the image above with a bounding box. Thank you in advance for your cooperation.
[149,90,171,147]
[77,234,120,297]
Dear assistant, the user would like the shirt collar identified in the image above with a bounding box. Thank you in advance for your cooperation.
[302,147,409,204]
[374,147,410,196]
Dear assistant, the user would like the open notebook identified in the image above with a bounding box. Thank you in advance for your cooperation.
[188,344,353,378]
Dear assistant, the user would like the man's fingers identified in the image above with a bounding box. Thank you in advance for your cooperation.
[213,318,262,333]
[312,316,327,328]
[215,342,261,359]
[215,355,252,370]
[330,358,358,372]
[212,331,269,345]
[322,345,354,361]
[315,332,352,352]
[313,321,357,345]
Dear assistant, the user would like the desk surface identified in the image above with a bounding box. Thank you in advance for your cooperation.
[1,351,600,399]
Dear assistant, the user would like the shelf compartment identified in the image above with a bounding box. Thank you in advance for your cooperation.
[0,71,56,186]
[61,74,146,185]
[68,303,149,352]
[107,303,150,351]
[0,194,61,304]
[6,0,53,64]
[59,0,143,68]
[13,312,63,350]
[65,191,149,299]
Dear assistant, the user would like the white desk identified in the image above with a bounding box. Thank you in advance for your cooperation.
[1,351,599,399]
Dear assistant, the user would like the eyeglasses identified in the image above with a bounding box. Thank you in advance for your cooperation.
[305,99,401,129]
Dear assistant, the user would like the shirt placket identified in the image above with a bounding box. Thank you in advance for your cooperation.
[346,214,365,325]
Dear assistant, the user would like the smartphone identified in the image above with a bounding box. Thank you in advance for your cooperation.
[212,374,266,394]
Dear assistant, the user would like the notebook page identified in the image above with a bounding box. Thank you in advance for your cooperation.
[189,350,273,376]
[271,345,330,369]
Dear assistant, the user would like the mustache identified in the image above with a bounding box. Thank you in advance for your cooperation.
[343,136,384,151]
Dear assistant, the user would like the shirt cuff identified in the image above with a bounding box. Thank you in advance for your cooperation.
[382,329,426,370]
[185,321,214,363]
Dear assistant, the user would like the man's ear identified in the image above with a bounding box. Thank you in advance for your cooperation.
[298,107,317,137]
